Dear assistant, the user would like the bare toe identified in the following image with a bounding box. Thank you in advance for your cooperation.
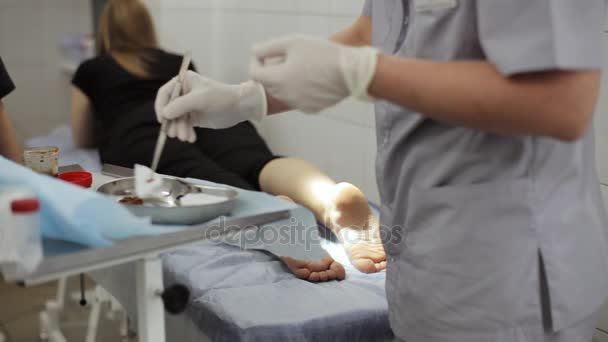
[308,272,321,282]
[376,261,387,271]
[282,256,312,279]
[282,256,345,282]
[326,269,337,279]
[351,259,378,274]
[293,268,312,279]
[330,261,346,280]
[342,224,387,274]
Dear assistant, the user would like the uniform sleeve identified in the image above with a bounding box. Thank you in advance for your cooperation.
[477,0,606,75]
[362,0,372,16]
[72,59,97,98]
[0,58,15,100]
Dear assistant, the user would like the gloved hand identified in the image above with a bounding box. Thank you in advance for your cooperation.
[165,116,197,143]
[249,35,380,114]
[155,71,268,140]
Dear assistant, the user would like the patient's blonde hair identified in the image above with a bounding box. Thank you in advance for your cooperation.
[97,0,159,78]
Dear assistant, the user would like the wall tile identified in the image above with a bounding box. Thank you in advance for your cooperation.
[155,0,379,193]
[0,5,44,65]
[161,0,361,17]
[0,1,90,140]
[160,10,343,81]
[361,124,380,203]
[3,65,46,139]
[594,34,608,184]
[328,0,365,16]
[323,99,375,128]
[259,113,378,199]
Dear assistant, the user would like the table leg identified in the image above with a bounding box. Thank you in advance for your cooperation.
[135,256,165,342]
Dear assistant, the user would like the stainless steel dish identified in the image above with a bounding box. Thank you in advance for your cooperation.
[97,177,238,225]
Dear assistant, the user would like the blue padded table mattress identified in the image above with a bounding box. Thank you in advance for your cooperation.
[91,179,394,341]
[162,242,393,342]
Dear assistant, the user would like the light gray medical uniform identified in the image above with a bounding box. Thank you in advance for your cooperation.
[363,0,608,341]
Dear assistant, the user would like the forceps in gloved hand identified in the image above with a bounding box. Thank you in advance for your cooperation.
[151,50,193,172]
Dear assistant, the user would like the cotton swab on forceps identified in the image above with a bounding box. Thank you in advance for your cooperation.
[151,50,192,172]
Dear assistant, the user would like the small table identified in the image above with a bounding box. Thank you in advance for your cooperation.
[2,167,291,342]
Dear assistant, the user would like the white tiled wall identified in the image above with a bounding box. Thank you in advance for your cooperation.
[597,12,608,323]
[594,18,608,185]
[0,0,91,141]
[150,0,380,202]
[594,33,608,185]
[598,187,608,336]
[593,17,608,334]
[585,22,608,336]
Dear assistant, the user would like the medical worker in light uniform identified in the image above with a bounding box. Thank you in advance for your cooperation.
[155,0,608,340]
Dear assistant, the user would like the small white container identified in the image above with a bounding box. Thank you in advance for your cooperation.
[0,187,43,277]
[23,146,60,176]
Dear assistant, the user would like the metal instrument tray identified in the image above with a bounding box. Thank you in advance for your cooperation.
[97,177,238,225]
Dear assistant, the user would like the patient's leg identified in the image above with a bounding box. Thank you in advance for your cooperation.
[259,158,386,274]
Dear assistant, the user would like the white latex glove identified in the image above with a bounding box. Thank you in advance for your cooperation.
[155,71,268,139]
[165,116,197,143]
[249,35,380,114]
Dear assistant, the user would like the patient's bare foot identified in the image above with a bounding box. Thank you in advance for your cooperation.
[328,183,387,273]
[329,183,371,229]
[276,194,346,282]
[282,256,346,282]
[341,216,387,273]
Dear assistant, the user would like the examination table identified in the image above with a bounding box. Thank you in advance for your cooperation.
[91,173,393,341]
[25,126,395,341]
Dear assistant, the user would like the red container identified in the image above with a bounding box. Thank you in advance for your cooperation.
[58,171,93,188]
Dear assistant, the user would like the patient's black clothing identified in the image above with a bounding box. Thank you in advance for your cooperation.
[73,50,192,133]
[0,58,15,99]
[72,49,277,190]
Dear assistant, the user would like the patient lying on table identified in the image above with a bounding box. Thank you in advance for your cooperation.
[71,0,385,282]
